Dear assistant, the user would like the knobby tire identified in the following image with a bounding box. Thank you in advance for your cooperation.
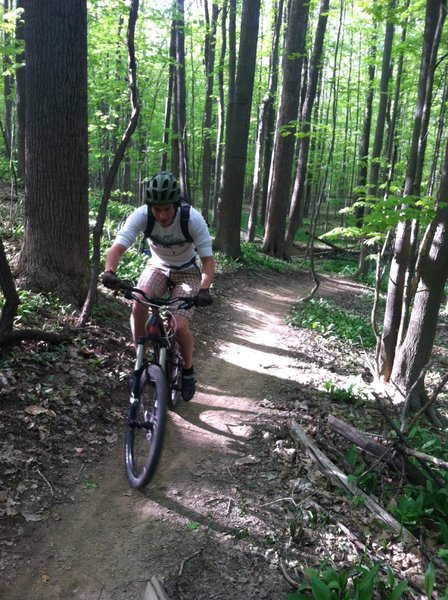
[124,363,168,489]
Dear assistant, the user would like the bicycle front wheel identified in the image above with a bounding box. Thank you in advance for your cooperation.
[124,363,168,489]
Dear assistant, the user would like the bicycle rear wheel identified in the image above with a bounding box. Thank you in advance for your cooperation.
[124,363,168,489]
[166,340,183,411]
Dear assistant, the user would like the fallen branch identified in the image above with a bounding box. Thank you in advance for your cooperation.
[178,548,203,577]
[0,328,74,348]
[327,414,427,486]
[143,576,169,600]
[403,447,448,470]
[289,420,417,545]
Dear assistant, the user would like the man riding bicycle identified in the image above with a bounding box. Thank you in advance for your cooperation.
[102,170,215,402]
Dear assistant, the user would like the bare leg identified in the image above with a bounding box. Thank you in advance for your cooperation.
[130,286,155,350]
[172,314,194,369]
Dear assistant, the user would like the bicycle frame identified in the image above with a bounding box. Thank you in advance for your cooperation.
[106,279,199,488]
[120,284,196,401]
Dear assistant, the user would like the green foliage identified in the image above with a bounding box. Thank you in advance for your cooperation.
[345,445,379,494]
[287,561,409,600]
[3,290,76,328]
[323,194,438,252]
[241,242,298,273]
[313,256,385,291]
[324,381,364,405]
[391,425,448,534]
[288,298,375,347]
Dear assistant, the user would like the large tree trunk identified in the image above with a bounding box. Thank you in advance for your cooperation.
[261,0,309,259]
[377,0,446,381]
[18,0,89,306]
[214,0,261,258]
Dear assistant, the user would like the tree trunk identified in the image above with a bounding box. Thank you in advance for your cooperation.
[391,136,448,408]
[18,0,89,306]
[377,0,446,381]
[214,0,261,258]
[211,0,228,226]
[246,0,284,243]
[161,18,176,172]
[2,0,13,161]
[175,0,191,200]
[200,1,219,221]
[357,2,395,276]
[0,238,20,338]
[15,0,26,181]
[261,0,309,259]
[284,0,330,255]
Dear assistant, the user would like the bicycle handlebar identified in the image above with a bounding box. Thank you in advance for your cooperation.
[112,279,199,310]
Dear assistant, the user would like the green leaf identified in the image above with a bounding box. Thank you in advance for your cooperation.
[310,576,332,600]
[390,580,409,600]
[425,562,435,598]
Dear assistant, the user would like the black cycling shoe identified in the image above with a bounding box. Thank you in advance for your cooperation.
[181,373,196,401]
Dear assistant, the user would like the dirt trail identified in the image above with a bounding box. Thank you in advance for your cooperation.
[2,271,335,600]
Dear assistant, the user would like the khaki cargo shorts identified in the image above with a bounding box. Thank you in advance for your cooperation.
[137,264,201,319]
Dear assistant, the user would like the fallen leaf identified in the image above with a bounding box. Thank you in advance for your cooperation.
[22,512,44,522]
[25,405,57,417]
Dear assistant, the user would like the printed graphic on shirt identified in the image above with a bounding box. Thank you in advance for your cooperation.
[151,234,188,248]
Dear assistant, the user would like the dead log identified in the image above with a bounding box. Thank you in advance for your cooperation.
[0,328,74,348]
[327,414,427,486]
[143,576,169,600]
[289,419,417,546]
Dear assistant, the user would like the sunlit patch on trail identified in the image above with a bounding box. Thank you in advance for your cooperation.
[216,340,297,379]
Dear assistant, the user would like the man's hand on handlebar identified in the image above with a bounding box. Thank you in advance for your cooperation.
[197,288,213,307]
[102,269,120,290]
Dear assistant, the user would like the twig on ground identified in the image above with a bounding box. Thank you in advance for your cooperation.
[226,498,232,515]
[178,548,203,577]
[35,468,54,496]
[260,496,297,508]
[279,557,300,588]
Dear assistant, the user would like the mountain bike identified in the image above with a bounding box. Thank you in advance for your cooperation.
[114,279,198,489]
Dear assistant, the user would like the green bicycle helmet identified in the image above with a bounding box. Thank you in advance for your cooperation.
[146,171,180,205]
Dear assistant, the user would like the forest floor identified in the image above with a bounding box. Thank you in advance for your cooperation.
[0,267,447,599]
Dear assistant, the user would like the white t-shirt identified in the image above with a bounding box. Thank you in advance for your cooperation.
[115,204,213,269]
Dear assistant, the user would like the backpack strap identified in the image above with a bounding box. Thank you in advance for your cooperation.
[179,202,193,243]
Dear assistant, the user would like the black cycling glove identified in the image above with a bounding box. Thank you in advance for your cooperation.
[197,288,213,307]
[102,270,120,290]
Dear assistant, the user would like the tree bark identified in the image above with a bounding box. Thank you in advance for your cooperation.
[18,0,89,306]
[175,0,191,200]
[214,0,261,258]
[285,0,330,255]
[246,0,284,243]
[0,238,20,338]
[211,0,228,226]
[262,0,309,259]
[201,1,219,221]
[377,0,447,382]
[390,135,448,408]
